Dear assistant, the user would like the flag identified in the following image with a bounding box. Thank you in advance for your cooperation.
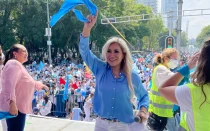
[59,78,66,85]
[38,61,45,71]
[62,75,70,102]
[73,9,89,22]
[0,112,16,120]
[50,0,98,27]
[72,83,78,90]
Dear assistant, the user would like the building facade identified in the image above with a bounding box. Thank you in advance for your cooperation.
[162,0,178,29]
[137,0,178,29]
[136,0,162,14]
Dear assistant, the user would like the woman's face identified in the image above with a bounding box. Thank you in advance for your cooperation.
[164,52,179,63]
[13,46,28,64]
[164,52,179,69]
[170,52,179,60]
[106,42,124,68]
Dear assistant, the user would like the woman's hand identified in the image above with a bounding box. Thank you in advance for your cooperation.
[9,100,18,116]
[187,52,200,69]
[82,10,98,37]
[42,84,49,92]
[136,107,148,123]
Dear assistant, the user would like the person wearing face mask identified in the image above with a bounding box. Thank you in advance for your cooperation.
[159,40,209,131]
[148,48,190,131]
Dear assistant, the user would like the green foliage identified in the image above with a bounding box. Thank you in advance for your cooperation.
[180,32,188,47]
[0,0,166,62]
[142,16,165,50]
[196,25,210,48]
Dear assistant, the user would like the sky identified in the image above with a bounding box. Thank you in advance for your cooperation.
[182,0,210,39]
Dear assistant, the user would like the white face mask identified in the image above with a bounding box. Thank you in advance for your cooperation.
[167,59,179,69]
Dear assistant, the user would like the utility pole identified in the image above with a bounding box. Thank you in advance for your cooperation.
[169,9,173,36]
[176,0,183,51]
[46,0,52,65]
[186,20,189,39]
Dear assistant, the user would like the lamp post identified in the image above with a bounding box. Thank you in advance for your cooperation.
[45,0,52,65]
[176,0,183,51]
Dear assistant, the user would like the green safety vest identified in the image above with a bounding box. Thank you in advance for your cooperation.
[179,83,210,131]
[149,65,174,117]
[180,112,189,131]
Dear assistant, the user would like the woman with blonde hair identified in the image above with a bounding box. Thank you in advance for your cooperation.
[79,11,149,131]
[159,39,209,131]
[148,48,194,131]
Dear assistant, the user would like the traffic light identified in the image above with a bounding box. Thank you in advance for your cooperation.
[165,36,174,48]
[168,38,173,48]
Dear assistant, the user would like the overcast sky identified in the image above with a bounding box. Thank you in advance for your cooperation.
[182,0,210,39]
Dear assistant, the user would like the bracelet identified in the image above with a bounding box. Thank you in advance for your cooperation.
[177,64,190,77]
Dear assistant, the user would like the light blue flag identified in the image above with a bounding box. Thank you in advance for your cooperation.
[62,75,70,102]
[50,0,98,27]
[0,112,16,120]
[38,61,45,71]
[73,9,89,22]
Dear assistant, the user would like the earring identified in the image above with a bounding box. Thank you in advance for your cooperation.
[14,56,16,59]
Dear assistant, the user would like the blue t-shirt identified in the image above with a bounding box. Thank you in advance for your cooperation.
[72,108,82,121]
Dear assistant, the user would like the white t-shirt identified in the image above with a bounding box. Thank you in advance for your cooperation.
[39,100,52,116]
[155,65,174,88]
[175,85,195,131]
[84,98,92,108]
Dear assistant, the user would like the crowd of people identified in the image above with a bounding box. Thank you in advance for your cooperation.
[0,9,209,131]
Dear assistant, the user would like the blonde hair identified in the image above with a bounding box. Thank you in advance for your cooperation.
[154,48,179,64]
[101,37,134,98]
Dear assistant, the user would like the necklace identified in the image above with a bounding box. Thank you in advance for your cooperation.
[113,73,120,78]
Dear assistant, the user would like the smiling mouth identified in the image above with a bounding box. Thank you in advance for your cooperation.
[109,60,116,62]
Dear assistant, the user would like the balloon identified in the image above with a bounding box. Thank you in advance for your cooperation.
[81,91,86,96]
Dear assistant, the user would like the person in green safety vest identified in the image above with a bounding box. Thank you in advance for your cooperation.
[159,39,210,131]
[148,48,191,131]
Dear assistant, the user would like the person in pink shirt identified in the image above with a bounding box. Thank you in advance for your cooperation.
[0,44,49,131]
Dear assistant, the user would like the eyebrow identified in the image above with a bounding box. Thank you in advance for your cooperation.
[108,49,119,51]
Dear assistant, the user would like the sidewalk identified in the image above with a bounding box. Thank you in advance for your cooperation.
[0,115,95,131]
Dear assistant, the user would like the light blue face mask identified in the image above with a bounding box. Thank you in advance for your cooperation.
[50,0,98,27]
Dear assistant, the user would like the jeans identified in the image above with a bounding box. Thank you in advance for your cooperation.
[94,117,146,131]
[78,102,84,110]
[166,116,179,131]
[6,111,26,131]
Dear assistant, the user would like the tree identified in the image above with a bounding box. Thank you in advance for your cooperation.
[142,16,165,50]
[196,25,210,48]
[0,0,20,48]
[180,32,188,47]
[0,0,166,63]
